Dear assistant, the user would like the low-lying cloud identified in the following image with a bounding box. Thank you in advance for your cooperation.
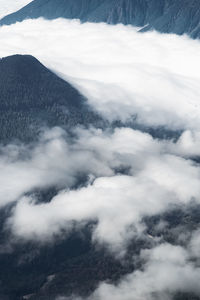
[2,126,200,252]
[0,19,200,129]
[57,242,200,300]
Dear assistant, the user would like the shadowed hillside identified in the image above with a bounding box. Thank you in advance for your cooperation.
[0,54,102,142]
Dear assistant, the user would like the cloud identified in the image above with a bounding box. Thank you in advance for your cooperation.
[0,125,165,207]
[189,229,200,259]
[0,125,162,208]
[168,130,200,157]
[4,126,200,253]
[0,124,199,297]
[0,19,200,129]
[0,127,113,208]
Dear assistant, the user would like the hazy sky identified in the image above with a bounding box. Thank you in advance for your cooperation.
[0,0,32,19]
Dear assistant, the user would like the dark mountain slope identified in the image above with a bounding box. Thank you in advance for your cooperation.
[1,0,200,38]
[0,0,167,27]
[141,0,200,38]
[0,54,102,143]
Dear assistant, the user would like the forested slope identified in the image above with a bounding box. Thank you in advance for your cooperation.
[0,54,102,142]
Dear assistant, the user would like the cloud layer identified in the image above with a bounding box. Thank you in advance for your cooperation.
[0,19,200,129]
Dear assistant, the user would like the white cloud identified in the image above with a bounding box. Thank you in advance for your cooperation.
[0,19,200,129]
[0,126,161,208]
[189,229,200,259]
[0,126,164,208]
[0,127,113,207]
[169,130,200,157]
[5,127,200,252]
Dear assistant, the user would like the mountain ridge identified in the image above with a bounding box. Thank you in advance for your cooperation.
[1,0,200,38]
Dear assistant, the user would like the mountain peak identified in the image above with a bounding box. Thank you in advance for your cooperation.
[0,54,101,142]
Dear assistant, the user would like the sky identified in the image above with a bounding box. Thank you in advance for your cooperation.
[1,7,200,300]
[0,0,32,19]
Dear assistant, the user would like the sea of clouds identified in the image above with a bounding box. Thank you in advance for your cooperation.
[0,15,200,300]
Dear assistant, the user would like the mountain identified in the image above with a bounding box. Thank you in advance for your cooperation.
[0,54,102,143]
[141,0,200,38]
[0,0,165,27]
[1,0,200,38]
